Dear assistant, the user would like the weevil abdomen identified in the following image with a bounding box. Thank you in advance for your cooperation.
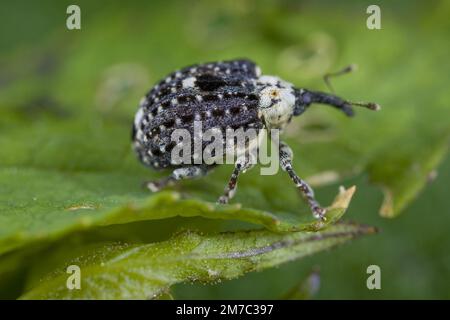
[133,59,264,169]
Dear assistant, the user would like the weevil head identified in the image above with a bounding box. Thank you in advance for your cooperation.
[255,73,380,128]
[256,75,296,129]
[256,75,318,129]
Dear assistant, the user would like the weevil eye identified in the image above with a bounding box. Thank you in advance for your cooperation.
[270,89,280,98]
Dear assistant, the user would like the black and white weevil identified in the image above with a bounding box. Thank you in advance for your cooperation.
[132,59,379,220]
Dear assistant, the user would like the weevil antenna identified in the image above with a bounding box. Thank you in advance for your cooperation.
[346,100,381,111]
[323,64,357,93]
[303,90,381,117]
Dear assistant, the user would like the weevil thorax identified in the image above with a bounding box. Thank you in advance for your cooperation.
[256,75,296,129]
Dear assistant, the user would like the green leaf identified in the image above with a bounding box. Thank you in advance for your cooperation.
[20,222,376,300]
[0,165,355,255]
[368,128,450,218]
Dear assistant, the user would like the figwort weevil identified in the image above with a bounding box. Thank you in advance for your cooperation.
[132,59,380,219]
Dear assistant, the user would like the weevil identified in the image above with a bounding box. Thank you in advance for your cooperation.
[132,59,379,219]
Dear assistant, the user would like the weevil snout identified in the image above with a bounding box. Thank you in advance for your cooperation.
[294,89,381,117]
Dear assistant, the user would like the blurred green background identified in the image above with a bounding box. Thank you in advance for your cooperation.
[0,0,449,299]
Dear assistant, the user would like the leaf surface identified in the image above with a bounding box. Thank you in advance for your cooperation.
[21,222,376,300]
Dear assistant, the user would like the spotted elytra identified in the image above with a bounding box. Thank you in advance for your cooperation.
[132,59,380,220]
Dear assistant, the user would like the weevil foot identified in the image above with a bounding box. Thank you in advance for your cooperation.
[312,206,327,221]
[217,195,229,204]
[143,176,174,192]
[144,181,164,192]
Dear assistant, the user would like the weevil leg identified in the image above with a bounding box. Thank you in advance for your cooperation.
[218,156,255,204]
[279,141,326,220]
[145,165,209,192]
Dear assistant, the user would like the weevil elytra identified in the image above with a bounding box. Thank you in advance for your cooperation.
[132,59,379,219]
